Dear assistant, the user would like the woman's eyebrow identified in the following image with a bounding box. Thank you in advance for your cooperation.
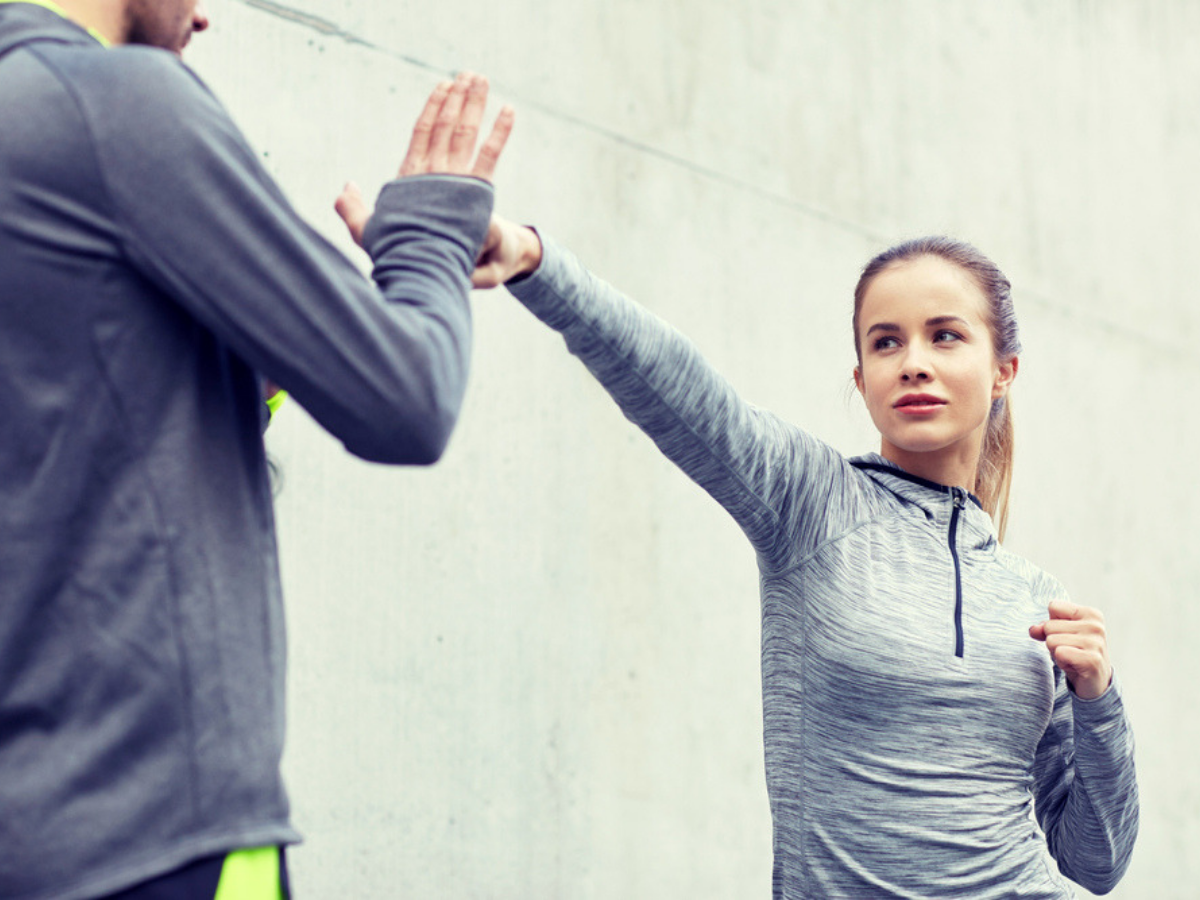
[866,315,970,337]
[865,322,900,336]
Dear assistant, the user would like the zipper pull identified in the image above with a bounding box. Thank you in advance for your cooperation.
[950,486,967,509]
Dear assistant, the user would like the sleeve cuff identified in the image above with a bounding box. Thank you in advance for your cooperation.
[363,175,495,264]
[1072,670,1128,732]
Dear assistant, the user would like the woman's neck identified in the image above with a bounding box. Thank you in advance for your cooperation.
[878,439,981,492]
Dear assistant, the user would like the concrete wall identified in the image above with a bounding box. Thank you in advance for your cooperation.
[188,1,1199,896]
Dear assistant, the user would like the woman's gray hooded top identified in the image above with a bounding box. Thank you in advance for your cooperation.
[508,236,1139,899]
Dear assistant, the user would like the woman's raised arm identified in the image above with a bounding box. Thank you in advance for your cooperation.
[471,217,850,561]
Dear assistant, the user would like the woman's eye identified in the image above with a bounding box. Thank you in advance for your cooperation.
[934,330,962,344]
[873,336,899,351]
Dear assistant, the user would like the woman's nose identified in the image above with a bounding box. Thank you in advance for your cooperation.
[899,347,932,381]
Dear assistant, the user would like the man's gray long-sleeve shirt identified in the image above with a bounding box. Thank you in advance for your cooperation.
[0,5,491,898]
[508,237,1139,898]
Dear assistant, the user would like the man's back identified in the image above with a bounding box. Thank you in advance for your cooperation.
[0,6,493,896]
[1,11,302,897]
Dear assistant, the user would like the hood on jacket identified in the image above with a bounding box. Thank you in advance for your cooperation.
[0,2,98,61]
[850,452,998,550]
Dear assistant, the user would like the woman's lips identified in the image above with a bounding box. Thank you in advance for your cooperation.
[894,394,946,415]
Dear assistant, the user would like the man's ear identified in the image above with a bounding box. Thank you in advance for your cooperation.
[993,356,1019,399]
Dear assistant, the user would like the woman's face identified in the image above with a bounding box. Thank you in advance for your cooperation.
[854,255,1016,483]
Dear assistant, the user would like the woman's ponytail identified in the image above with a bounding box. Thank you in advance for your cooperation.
[976,395,1014,541]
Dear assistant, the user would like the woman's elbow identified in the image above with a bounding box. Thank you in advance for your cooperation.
[1078,870,1125,896]
[1065,842,1137,896]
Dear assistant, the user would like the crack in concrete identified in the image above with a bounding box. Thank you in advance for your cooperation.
[237,0,434,71]
[239,0,366,44]
[230,0,876,242]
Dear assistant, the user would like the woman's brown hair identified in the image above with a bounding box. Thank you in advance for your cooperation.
[853,237,1021,540]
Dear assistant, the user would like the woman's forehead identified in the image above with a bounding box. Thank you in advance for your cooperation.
[860,255,989,323]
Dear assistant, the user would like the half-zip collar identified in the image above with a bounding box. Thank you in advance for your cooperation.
[947,485,967,657]
[850,455,982,510]
[850,455,994,659]
[849,454,993,541]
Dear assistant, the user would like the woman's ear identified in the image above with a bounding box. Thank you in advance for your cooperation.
[853,366,865,397]
[992,356,1019,399]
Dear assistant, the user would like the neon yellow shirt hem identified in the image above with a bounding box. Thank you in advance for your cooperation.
[215,846,285,900]
[266,390,288,419]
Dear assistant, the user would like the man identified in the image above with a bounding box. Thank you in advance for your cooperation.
[0,0,512,896]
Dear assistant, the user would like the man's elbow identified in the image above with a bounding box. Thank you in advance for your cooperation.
[344,398,460,465]
[397,407,456,465]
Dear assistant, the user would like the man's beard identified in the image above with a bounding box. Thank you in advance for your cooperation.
[122,0,187,54]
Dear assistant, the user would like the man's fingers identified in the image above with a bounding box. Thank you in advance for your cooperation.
[448,74,489,170]
[400,80,453,177]
[400,74,515,180]
[471,105,515,181]
[334,181,371,247]
[427,72,471,172]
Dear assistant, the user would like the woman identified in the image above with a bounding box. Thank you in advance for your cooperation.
[331,177,1140,892]
[465,216,1141,898]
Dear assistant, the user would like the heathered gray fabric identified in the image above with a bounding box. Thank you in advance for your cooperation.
[508,236,1138,899]
[0,6,491,899]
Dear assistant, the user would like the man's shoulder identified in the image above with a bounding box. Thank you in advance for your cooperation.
[34,40,205,105]
[29,42,234,173]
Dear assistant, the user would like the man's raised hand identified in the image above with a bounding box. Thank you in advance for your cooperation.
[336,72,514,246]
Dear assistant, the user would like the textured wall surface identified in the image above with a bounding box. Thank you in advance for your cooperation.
[187,2,1197,896]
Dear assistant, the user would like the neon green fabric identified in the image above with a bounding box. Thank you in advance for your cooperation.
[214,846,283,900]
[0,0,109,45]
[265,389,288,419]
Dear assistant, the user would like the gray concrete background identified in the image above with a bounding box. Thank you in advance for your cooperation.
[187,2,1198,896]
